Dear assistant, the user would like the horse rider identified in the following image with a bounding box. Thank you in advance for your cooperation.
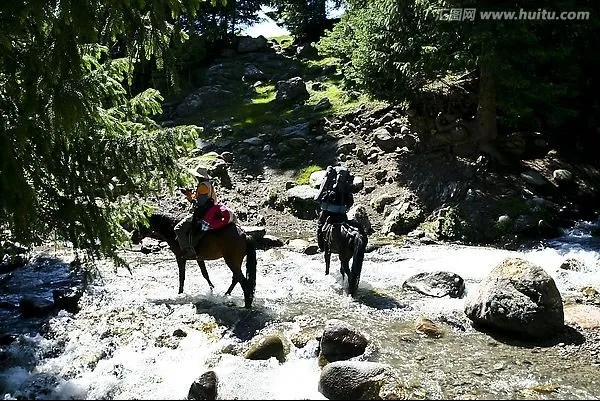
[314,165,354,251]
[175,165,217,259]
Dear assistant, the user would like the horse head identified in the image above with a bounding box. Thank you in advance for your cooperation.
[130,223,151,245]
[130,212,177,244]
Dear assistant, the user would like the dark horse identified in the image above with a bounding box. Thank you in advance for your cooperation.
[130,212,257,309]
[322,215,368,297]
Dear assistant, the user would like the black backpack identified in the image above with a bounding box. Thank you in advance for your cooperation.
[315,165,354,207]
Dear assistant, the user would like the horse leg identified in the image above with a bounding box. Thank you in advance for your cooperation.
[223,254,246,296]
[341,257,351,280]
[224,277,238,296]
[176,258,186,294]
[227,269,248,305]
[223,239,256,309]
[348,233,366,297]
[324,248,331,275]
[196,260,214,290]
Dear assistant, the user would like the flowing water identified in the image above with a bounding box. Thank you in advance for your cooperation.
[1,222,600,400]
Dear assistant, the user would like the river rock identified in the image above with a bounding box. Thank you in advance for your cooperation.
[553,169,573,186]
[188,370,218,400]
[464,257,564,340]
[415,317,445,338]
[564,304,600,329]
[520,170,551,187]
[559,258,586,271]
[319,319,368,362]
[318,361,404,400]
[19,296,54,318]
[403,271,465,298]
[245,334,286,363]
[52,287,83,314]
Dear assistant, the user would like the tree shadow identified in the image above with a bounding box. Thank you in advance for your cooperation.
[470,322,586,348]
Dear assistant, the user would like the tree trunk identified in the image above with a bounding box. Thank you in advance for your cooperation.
[476,61,510,165]
[476,61,498,143]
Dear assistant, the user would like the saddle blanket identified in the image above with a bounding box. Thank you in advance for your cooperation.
[200,203,236,231]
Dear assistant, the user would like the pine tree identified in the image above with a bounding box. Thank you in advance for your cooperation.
[268,0,343,43]
[0,1,219,266]
[317,0,599,149]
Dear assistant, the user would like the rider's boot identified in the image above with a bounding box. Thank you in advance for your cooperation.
[183,230,207,259]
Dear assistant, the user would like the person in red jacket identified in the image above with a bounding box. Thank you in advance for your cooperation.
[175,165,217,259]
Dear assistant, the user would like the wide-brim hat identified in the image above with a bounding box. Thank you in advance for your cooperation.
[188,165,211,180]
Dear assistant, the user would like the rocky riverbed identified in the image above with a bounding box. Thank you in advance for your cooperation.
[2,228,600,400]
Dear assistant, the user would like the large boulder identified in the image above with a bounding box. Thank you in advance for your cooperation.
[373,127,397,153]
[237,35,268,53]
[284,185,319,220]
[310,170,327,188]
[464,257,564,340]
[275,77,309,103]
[347,204,373,235]
[245,334,287,363]
[382,200,425,235]
[242,63,267,82]
[174,86,234,118]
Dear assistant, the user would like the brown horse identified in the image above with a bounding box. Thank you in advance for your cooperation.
[131,211,257,308]
[322,215,368,297]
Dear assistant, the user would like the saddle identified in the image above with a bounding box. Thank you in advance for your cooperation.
[190,203,237,246]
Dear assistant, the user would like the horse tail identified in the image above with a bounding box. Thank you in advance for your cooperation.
[244,236,257,308]
[349,227,367,297]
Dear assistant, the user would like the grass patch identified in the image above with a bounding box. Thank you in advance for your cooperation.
[172,50,387,144]
[234,84,278,127]
[305,56,341,69]
[306,77,388,117]
[294,165,323,185]
[301,57,388,116]
[178,82,279,138]
[253,84,277,103]
[269,34,294,48]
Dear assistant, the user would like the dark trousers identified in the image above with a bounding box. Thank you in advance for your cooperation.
[175,197,214,251]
